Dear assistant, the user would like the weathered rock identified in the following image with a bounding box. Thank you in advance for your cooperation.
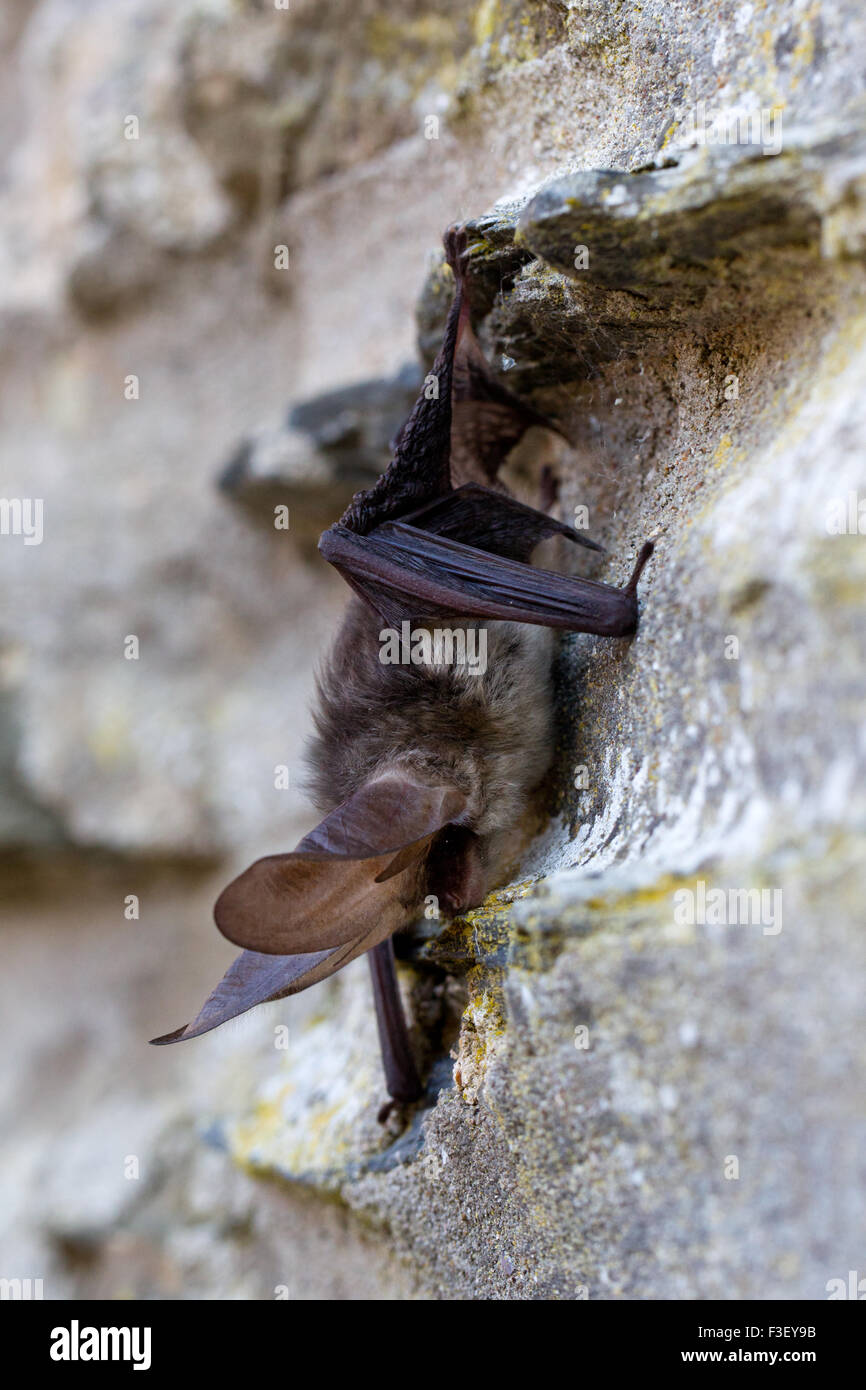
[219,365,422,540]
[2,0,866,1303]
[212,112,866,1298]
[0,690,65,849]
[517,111,866,321]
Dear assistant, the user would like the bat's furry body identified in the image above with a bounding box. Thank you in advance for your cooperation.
[308,599,555,911]
[152,224,653,1109]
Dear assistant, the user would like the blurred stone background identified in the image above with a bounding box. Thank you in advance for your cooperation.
[0,0,864,1300]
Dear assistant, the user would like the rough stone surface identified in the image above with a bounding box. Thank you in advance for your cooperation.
[1,0,865,1300]
[219,364,422,546]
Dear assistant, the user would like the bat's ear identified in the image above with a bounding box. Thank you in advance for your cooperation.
[212,774,467,956]
[150,944,344,1044]
[151,775,467,1044]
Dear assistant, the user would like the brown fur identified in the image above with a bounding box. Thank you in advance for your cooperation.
[306,598,555,895]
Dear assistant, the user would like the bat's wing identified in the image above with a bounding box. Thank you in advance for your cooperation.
[320,221,654,630]
[150,774,466,1044]
[450,316,564,488]
[336,225,565,530]
[335,227,470,537]
[320,496,654,634]
[400,483,602,562]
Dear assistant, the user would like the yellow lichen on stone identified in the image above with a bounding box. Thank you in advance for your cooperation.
[473,0,500,46]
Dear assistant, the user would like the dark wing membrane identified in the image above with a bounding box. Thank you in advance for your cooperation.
[337,228,470,537]
[400,483,603,563]
[319,520,641,635]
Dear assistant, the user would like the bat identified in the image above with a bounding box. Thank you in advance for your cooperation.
[151,225,654,1114]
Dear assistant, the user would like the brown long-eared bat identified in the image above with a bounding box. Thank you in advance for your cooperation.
[151,226,653,1112]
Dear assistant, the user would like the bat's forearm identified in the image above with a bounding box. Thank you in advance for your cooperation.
[368,938,423,1108]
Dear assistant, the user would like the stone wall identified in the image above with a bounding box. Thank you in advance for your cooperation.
[1,0,864,1299]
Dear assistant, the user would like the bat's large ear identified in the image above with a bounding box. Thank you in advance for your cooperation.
[150,944,344,1044]
[212,775,467,956]
[149,909,399,1045]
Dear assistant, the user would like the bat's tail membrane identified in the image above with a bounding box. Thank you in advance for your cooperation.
[335,220,569,533]
[336,231,471,535]
[444,223,570,486]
